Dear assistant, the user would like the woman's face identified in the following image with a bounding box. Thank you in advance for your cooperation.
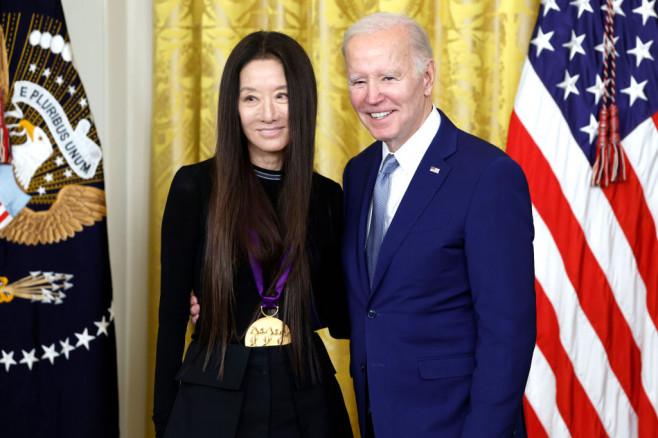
[238,58,289,170]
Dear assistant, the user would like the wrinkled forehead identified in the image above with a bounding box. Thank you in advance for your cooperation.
[345,32,412,75]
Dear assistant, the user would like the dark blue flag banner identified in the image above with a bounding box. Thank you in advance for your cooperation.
[0,1,119,437]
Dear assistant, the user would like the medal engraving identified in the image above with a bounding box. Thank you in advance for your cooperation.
[245,307,291,347]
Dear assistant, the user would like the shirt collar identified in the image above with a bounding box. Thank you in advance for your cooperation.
[381,106,441,175]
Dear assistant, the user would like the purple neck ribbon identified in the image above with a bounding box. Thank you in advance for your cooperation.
[247,229,291,309]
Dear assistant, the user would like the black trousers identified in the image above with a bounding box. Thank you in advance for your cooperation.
[164,335,352,438]
[235,347,301,438]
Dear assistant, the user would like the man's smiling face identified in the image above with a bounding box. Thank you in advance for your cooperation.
[345,25,434,152]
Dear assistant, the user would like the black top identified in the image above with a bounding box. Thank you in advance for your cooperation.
[153,159,349,436]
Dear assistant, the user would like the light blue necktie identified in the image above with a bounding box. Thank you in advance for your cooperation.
[366,154,399,287]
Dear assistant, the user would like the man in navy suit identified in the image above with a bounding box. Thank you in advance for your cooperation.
[341,12,536,437]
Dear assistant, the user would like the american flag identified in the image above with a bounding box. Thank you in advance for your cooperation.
[506,0,658,436]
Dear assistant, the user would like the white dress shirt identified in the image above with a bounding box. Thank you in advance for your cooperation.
[367,107,441,239]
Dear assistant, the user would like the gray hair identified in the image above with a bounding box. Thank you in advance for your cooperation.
[342,12,434,75]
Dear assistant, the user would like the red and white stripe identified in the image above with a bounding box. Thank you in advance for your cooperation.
[0,201,13,229]
[507,59,658,437]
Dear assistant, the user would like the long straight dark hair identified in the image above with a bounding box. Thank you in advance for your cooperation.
[200,31,318,379]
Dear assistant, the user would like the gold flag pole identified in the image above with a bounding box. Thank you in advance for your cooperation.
[0,26,9,102]
[0,26,11,164]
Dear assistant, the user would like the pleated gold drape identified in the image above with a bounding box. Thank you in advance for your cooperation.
[146,1,540,436]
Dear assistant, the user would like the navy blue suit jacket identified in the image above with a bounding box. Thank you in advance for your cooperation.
[341,109,536,437]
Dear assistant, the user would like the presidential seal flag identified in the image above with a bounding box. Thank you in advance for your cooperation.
[507,0,658,437]
[0,1,119,437]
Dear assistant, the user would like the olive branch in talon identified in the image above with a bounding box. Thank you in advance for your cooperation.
[0,271,74,304]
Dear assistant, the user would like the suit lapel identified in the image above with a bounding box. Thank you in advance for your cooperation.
[370,110,458,293]
[355,145,382,298]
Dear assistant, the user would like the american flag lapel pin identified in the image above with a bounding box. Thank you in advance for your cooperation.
[430,166,440,174]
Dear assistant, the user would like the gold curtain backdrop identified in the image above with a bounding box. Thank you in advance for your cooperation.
[146,0,540,436]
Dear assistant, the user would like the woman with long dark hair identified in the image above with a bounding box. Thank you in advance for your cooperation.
[153,31,352,438]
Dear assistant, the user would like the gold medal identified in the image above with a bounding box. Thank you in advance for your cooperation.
[245,306,291,347]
